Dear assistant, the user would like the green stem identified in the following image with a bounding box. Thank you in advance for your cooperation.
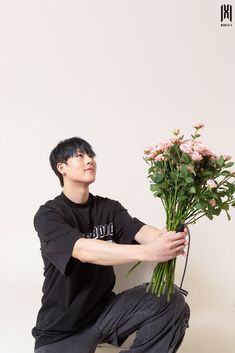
[126,261,142,277]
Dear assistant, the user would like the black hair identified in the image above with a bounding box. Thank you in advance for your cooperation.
[49,137,96,187]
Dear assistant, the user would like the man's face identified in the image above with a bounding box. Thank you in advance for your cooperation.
[58,150,97,186]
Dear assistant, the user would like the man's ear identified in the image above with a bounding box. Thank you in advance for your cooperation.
[57,162,66,176]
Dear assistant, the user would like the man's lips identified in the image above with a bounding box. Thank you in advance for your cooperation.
[85,168,94,171]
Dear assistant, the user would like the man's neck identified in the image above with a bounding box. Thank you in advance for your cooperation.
[62,184,90,204]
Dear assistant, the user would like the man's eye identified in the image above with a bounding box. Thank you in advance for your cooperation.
[76,154,83,157]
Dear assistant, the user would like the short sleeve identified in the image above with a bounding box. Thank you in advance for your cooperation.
[113,201,146,244]
[34,205,84,276]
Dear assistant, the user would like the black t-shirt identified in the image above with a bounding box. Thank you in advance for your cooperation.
[32,192,145,349]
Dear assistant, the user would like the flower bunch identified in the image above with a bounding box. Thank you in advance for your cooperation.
[128,123,235,300]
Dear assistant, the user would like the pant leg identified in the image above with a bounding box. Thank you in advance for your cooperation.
[34,324,100,353]
[94,282,190,353]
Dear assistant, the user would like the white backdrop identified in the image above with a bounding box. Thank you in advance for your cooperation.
[0,1,234,353]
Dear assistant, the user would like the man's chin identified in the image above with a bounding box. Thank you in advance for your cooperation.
[87,177,96,185]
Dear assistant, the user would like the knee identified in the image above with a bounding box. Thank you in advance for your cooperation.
[171,288,190,324]
[166,286,189,317]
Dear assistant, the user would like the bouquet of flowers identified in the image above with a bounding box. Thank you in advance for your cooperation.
[127,123,235,301]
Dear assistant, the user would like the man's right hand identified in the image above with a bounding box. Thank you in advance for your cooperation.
[142,229,188,263]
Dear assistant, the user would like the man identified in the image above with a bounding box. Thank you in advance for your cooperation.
[32,137,190,353]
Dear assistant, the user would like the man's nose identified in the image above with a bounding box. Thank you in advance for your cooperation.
[86,155,93,164]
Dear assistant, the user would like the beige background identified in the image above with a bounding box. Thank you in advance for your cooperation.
[0,1,234,352]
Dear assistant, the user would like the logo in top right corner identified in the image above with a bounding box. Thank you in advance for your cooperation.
[221,4,233,26]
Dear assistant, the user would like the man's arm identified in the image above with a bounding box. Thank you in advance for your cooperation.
[72,228,187,266]
[134,224,162,244]
[72,238,145,266]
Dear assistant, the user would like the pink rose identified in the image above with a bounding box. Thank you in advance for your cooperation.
[164,142,174,150]
[192,141,211,157]
[190,151,203,161]
[208,199,216,207]
[192,141,204,152]
[155,153,165,161]
[170,137,182,144]
[180,142,192,154]
[222,154,232,161]
[192,141,214,157]
[156,144,163,151]
[210,154,220,161]
[201,148,216,157]
[206,179,217,189]
[162,141,173,151]
[148,152,158,160]
[156,141,173,152]
[144,146,153,155]
[192,122,204,129]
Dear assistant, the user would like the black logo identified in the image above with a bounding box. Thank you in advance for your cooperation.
[221,4,233,26]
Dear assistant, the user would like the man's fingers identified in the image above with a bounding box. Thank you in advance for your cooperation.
[180,248,187,257]
[171,239,188,247]
[168,231,187,241]
[175,246,187,256]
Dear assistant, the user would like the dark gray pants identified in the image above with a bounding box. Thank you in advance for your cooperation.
[35,283,190,353]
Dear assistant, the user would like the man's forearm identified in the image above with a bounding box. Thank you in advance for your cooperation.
[73,226,187,266]
[73,238,146,266]
[134,225,162,244]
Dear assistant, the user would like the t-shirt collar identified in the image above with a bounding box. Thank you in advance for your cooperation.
[61,192,93,208]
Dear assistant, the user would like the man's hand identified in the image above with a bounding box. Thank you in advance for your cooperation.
[142,228,188,263]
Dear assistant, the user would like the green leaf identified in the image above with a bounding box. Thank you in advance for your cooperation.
[207,191,217,199]
[150,184,158,192]
[186,176,194,183]
[217,156,224,167]
[221,170,231,176]
[180,164,189,176]
[189,186,196,194]
[218,191,227,197]
[213,208,221,216]
[155,174,164,183]
[206,213,213,220]
[149,175,156,182]
[194,202,204,209]
[153,191,162,198]
[169,144,179,155]
[224,162,234,168]
[181,153,191,164]
[202,170,213,177]
[227,184,235,194]
[221,202,229,211]
[154,162,163,169]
